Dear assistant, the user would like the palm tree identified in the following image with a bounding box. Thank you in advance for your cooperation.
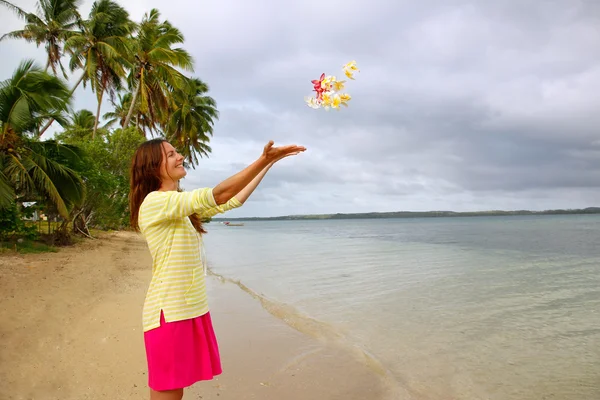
[68,109,96,131]
[103,92,155,136]
[0,0,83,78]
[123,8,193,128]
[165,78,218,167]
[65,0,134,138]
[103,92,131,128]
[0,59,84,218]
[54,109,97,142]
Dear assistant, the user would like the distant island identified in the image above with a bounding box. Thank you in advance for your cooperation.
[211,207,600,221]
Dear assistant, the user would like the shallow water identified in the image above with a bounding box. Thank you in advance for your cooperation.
[204,215,600,400]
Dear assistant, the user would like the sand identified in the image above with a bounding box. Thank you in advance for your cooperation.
[0,231,396,400]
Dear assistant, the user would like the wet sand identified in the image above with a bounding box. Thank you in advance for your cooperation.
[0,231,396,400]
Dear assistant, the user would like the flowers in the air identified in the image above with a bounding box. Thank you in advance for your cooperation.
[342,60,360,80]
[305,61,359,111]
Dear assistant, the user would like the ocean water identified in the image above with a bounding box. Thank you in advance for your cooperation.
[203,215,600,400]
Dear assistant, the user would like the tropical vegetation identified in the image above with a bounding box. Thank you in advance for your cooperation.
[0,0,218,250]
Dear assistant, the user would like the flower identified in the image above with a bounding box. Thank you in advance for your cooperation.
[305,96,321,109]
[340,93,351,107]
[321,91,333,109]
[343,60,360,80]
[321,75,337,91]
[311,73,326,99]
[331,93,342,109]
[306,62,359,110]
[333,79,346,91]
[311,73,325,88]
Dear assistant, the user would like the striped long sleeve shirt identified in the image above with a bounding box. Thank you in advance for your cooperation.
[138,188,242,332]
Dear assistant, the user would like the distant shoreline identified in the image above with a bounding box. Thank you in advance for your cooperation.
[212,207,600,221]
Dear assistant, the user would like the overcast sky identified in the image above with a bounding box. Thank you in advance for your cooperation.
[2,0,599,217]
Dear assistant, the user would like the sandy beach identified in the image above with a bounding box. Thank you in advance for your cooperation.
[0,231,395,400]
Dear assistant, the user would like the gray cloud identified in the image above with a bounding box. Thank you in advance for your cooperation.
[2,0,599,216]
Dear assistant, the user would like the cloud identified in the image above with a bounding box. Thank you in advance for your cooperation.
[1,0,599,216]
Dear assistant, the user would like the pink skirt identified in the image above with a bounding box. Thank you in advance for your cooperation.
[143,311,222,391]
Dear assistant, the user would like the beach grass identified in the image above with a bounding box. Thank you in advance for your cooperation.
[0,239,58,254]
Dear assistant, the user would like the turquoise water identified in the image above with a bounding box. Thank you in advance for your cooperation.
[203,215,600,400]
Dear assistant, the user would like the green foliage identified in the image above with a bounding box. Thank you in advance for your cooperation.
[108,127,147,174]
[166,78,218,167]
[66,0,134,95]
[0,202,38,241]
[0,59,72,136]
[2,1,221,246]
[62,126,144,229]
[124,8,194,131]
[0,0,83,78]
[0,60,84,218]
[65,0,134,137]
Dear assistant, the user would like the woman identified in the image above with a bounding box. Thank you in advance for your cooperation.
[129,139,306,400]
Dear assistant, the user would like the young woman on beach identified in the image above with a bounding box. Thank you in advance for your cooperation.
[129,138,306,400]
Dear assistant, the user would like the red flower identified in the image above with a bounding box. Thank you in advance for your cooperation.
[311,73,325,100]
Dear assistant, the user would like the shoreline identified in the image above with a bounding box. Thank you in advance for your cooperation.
[0,231,401,400]
[207,269,409,395]
[211,208,600,222]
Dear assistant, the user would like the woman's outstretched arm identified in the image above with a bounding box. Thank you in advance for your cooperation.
[212,140,305,205]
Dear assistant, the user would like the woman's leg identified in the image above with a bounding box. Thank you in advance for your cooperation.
[150,388,183,400]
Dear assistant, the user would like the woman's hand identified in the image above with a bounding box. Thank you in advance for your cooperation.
[261,140,306,164]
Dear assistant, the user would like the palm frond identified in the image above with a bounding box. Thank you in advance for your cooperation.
[0,0,31,21]
[0,167,16,209]
[4,152,35,197]
[25,141,85,217]
[0,29,32,42]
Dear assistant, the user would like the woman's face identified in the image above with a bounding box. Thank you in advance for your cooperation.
[160,142,187,183]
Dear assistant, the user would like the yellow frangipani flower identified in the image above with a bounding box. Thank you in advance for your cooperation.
[343,60,360,80]
[343,60,359,72]
[331,94,342,109]
[321,75,337,90]
[340,93,351,106]
[333,79,346,91]
[321,91,333,109]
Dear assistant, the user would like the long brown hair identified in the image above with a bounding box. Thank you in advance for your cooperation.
[129,138,206,234]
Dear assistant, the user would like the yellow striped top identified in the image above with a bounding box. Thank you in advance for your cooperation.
[138,188,242,332]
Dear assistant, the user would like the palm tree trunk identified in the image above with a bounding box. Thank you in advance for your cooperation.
[38,71,86,137]
[93,86,105,139]
[123,81,141,128]
[70,71,86,96]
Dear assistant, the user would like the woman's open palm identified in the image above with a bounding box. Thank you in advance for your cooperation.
[262,140,306,163]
